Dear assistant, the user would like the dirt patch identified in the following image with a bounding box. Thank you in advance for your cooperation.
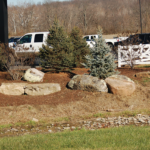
[0,67,150,125]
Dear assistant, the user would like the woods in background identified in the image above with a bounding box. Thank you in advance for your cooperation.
[8,0,150,36]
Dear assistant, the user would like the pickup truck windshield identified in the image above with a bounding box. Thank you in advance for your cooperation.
[83,36,89,41]
[19,34,32,44]
[9,38,14,43]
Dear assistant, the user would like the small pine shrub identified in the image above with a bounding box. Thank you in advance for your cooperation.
[70,27,89,67]
[39,19,75,72]
[82,29,119,79]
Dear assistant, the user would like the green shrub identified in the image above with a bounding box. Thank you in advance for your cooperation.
[70,27,89,67]
[82,29,119,79]
[39,19,75,72]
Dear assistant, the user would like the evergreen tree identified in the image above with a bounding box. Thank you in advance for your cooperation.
[82,29,119,79]
[39,19,74,72]
[70,27,89,67]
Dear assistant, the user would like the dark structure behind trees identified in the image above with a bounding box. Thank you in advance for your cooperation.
[0,0,8,43]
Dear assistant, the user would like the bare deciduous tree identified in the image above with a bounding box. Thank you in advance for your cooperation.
[8,0,150,36]
[0,44,35,80]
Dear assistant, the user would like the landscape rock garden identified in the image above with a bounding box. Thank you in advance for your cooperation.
[0,67,150,137]
[0,29,150,139]
[0,68,136,96]
[68,74,136,96]
[0,114,150,137]
[0,68,61,96]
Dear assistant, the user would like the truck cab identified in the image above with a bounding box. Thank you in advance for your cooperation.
[83,34,128,49]
[14,32,50,65]
[15,32,49,53]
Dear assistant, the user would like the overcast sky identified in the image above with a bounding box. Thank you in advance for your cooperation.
[8,0,71,5]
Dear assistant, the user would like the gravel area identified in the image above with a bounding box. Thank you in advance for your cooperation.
[1,114,150,137]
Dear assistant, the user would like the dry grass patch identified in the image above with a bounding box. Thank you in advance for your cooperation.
[0,84,150,125]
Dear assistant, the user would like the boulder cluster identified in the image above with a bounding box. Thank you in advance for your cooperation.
[0,68,61,96]
[0,83,61,96]
[68,74,136,96]
[0,68,136,96]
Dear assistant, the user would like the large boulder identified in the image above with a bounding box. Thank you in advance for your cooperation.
[0,83,27,95]
[68,75,108,92]
[135,72,150,78]
[105,75,136,96]
[24,83,61,96]
[23,68,45,82]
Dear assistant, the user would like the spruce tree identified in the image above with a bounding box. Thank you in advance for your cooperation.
[82,29,119,79]
[39,19,74,72]
[70,27,89,67]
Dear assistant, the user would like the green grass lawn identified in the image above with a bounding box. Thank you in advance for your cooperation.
[0,126,150,150]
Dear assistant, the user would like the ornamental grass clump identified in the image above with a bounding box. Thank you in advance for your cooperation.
[82,29,119,79]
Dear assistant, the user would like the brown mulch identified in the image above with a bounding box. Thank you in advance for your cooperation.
[0,67,149,107]
[0,67,150,125]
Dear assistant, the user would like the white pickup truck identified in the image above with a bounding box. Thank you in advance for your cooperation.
[13,32,50,65]
[15,32,49,52]
[83,34,128,49]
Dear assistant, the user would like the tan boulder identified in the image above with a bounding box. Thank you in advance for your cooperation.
[23,68,45,82]
[135,72,150,78]
[105,75,136,96]
[0,83,27,95]
[68,75,108,92]
[24,83,61,96]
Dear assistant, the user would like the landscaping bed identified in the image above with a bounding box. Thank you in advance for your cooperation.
[0,67,150,126]
[0,67,150,106]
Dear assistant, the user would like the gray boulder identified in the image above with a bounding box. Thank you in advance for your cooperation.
[23,68,45,82]
[105,75,136,96]
[68,75,108,92]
